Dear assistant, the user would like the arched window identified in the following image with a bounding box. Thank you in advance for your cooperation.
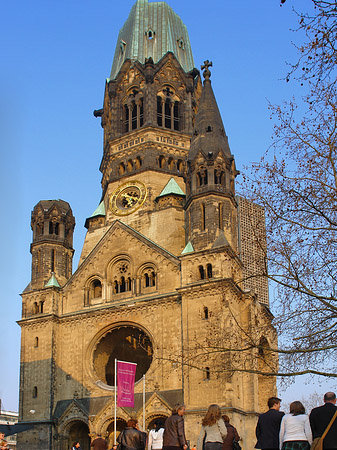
[123,91,144,133]
[201,204,206,231]
[135,156,142,169]
[207,263,212,279]
[114,280,118,294]
[39,301,44,314]
[219,203,223,229]
[33,386,38,398]
[51,249,55,272]
[34,337,39,348]
[54,223,59,235]
[157,89,180,130]
[168,157,175,170]
[127,160,133,172]
[120,276,126,293]
[158,155,166,169]
[203,307,209,319]
[142,268,157,289]
[199,265,205,280]
[49,221,53,234]
[177,160,183,173]
[33,302,39,314]
[119,162,126,175]
[90,279,102,299]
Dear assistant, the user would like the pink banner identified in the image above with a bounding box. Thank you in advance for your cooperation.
[117,361,137,407]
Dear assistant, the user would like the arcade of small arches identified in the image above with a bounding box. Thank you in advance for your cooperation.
[116,154,185,180]
[86,260,157,304]
[57,412,170,450]
[122,85,182,134]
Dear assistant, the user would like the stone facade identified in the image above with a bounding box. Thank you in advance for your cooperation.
[17,2,278,450]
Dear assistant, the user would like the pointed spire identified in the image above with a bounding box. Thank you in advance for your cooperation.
[45,273,61,288]
[157,178,185,198]
[181,241,194,254]
[188,61,232,161]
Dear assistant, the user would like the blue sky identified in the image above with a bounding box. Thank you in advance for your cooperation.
[1,0,332,412]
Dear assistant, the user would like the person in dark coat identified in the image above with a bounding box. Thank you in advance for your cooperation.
[91,434,108,450]
[113,420,146,450]
[222,415,240,450]
[309,392,337,450]
[163,404,187,450]
[255,396,285,450]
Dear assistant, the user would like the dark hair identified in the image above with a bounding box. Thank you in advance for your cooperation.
[172,404,185,415]
[72,442,79,448]
[324,392,336,402]
[127,419,138,428]
[154,419,164,429]
[202,404,222,427]
[222,414,230,423]
[290,401,305,415]
[268,397,281,409]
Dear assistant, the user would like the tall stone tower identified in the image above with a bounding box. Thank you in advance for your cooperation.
[17,2,277,450]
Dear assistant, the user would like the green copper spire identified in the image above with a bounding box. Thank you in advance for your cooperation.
[45,273,61,288]
[110,0,195,79]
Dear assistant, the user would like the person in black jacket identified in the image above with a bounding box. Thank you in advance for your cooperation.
[255,397,285,450]
[309,392,337,450]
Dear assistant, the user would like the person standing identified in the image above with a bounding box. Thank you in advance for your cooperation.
[309,392,337,450]
[221,415,240,450]
[255,397,285,450]
[114,419,146,450]
[71,442,82,450]
[163,404,187,450]
[279,401,312,450]
[91,434,108,450]
[148,419,165,450]
[196,404,227,450]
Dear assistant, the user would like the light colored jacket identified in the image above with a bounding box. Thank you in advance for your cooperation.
[196,419,227,450]
[279,414,312,449]
[148,428,164,450]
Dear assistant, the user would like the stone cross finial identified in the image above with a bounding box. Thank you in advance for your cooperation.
[201,60,213,80]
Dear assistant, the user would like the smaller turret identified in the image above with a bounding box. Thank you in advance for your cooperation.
[30,199,75,290]
[185,61,239,251]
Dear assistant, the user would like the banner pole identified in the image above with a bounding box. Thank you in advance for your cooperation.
[143,374,145,431]
[114,358,117,445]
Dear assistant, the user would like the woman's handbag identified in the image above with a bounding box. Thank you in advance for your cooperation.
[310,410,337,450]
[232,440,241,450]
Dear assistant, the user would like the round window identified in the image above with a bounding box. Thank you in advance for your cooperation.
[93,325,153,386]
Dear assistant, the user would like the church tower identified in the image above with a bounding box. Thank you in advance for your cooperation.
[18,2,277,450]
[30,200,75,290]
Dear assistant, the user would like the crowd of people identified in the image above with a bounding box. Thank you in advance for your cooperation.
[75,392,337,450]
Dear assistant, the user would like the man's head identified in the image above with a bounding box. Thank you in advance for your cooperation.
[0,432,5,439]
[324,392,336,404]
[267,397,282,410]
[72,442,80,448]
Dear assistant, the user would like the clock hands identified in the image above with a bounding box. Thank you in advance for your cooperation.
[121,192,139,207]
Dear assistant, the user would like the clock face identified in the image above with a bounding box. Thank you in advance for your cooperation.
[109,181,147,216]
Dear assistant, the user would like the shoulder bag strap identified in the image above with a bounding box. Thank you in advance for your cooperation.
[321,410,337,440]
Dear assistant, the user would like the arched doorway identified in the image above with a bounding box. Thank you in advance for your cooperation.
[147,416,168,432]
[68,421,90,450]
[107,419,127,449]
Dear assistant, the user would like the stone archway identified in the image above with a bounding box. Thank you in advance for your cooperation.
[147,415,167,431]
[106,418,127,449]
[68,420,90,450]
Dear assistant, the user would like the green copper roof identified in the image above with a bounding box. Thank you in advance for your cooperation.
[181,241,194,254]
[45,273,61,288]
[158,177,185,197]
[90,201,106,218]
[110,0,195,79]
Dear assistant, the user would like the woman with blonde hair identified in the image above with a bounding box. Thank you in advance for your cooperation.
[197,405,227,450]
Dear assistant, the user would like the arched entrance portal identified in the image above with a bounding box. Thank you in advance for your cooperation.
[147,416,168,432]
[107,419,127,449]
[68,421,90,450]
